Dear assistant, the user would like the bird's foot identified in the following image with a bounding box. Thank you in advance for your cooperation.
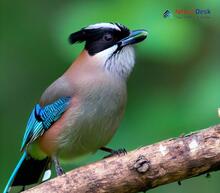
[100,147,127,158]
[104,148,127,158]
[52,156,65,176]
[55,165,65,176]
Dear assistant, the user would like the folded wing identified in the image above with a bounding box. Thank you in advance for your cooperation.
[20,96,71,151]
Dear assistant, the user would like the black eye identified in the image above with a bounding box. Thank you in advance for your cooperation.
[103,33,113,41]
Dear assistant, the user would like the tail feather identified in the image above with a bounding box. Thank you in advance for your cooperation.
[3,152,50,193]
[3,152,27,193]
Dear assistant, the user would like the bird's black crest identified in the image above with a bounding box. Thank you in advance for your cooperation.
[69,29,86,44]
[68,23,130,55]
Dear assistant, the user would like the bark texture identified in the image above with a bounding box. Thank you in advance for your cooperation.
[23,124,220,193]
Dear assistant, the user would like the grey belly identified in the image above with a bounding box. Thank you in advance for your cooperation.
[57,94,125,160]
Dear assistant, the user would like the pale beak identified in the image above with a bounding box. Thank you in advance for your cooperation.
[117,30,148,48]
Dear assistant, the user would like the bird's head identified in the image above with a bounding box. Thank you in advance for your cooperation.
[69,22,148,79]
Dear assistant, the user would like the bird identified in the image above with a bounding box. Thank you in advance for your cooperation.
[3,22,148,193]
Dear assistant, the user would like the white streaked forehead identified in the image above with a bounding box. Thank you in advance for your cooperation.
[85,23,121,31]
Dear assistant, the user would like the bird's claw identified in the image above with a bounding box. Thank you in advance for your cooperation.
[104,148,127,158]
[53,156,65,176]
[55,166,65,176]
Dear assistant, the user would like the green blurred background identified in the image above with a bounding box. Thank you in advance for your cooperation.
[1,0,220,192]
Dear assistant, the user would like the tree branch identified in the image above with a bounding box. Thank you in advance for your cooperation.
[23,124,220,193]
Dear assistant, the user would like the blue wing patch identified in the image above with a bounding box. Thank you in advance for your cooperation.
[20,97,71,151]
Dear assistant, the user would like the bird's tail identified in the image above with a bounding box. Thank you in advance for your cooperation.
[3,151,51,193]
